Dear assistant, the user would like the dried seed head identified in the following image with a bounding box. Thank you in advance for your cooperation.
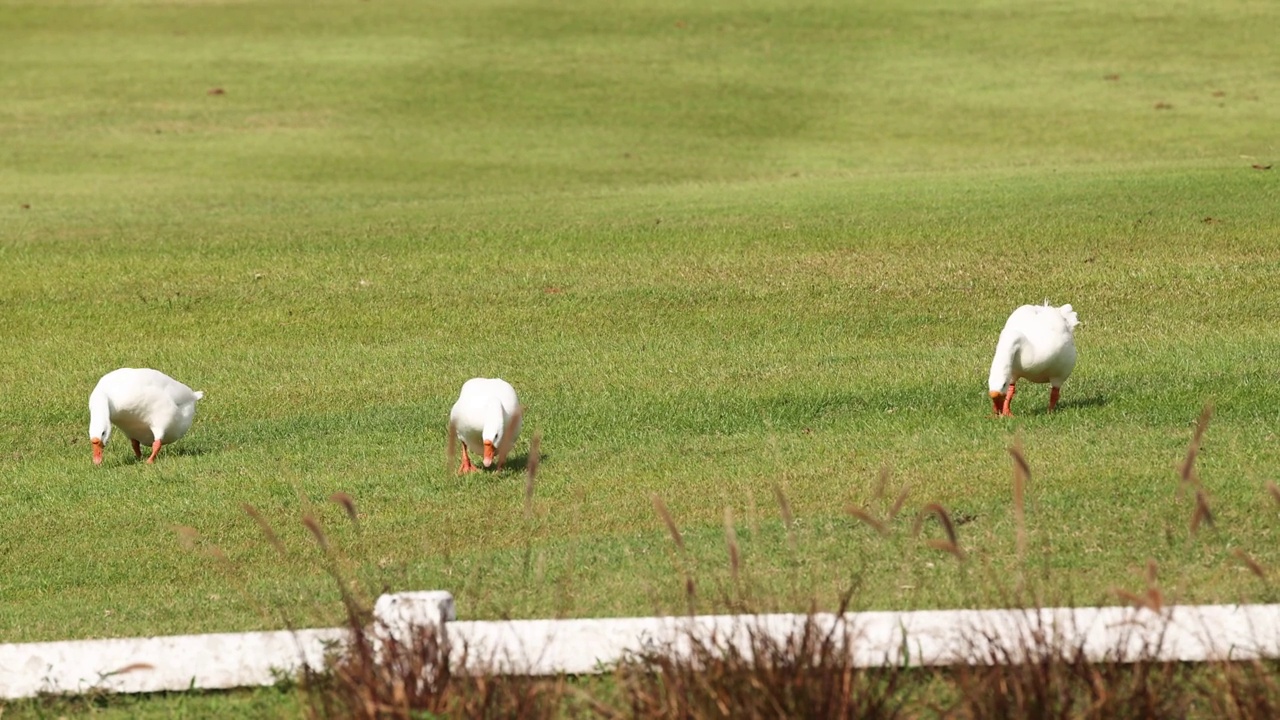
[846,505,888,536]
[497,404,524,468]
[925,538,965,560]
[446,419,458,472]
[303,514,329,551]
[773,485,794,531]
[1009,441,1029,560]
[241,503,286,557]
[915,503,959,546]
[888,485,910,520]
[1008,442,1032,489]
[1233,548,1267,579]
[1179,404,1213,486]
[1190,489,1215,534]
[724,507,741,582]
[173,525,200,551]
[874,465,890,501]
[524,433,542,520]
[1112,588,1150,610]
[329,492,358,525]
[652,495,685,552]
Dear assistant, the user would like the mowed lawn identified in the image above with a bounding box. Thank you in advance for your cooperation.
[2,0,1279,652]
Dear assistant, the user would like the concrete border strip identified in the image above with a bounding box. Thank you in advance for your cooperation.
[4,594,1280,699]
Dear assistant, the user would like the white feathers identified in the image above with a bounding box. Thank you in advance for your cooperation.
[448,378,522,471]
[1057,303,1080,330]
[81,301,1083,470]
[88,368,203,464]
[988,302,1079,414]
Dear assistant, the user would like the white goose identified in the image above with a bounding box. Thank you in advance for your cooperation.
[988,303,1079,416]
[88,368,204,465]
[448,378,522,473]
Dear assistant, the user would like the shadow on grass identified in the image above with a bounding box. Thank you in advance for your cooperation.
[1057,394,1107,412]
[165,444,213,458]
[497,451,546,474]
[1013,394,1108,417]
[450,452,547,479]
[109,445,212,465]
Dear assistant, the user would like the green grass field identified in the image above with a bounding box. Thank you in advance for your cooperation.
[2,0,1278,680]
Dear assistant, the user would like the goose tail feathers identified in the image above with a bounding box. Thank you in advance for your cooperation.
[1057,303,1079,330]
[193,390,205,401]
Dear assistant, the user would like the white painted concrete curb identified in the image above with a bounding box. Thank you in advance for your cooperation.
[3,593,1280,699]
[0,591,455,700]
[447,603,1280,675]
[0,627,344,700]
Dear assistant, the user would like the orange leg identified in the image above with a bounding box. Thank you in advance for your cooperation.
[1002,383,1016,416]
[1049,386,1061,412]
[131,439,143,459]
[145,439,162,464]
[458,443,478,474]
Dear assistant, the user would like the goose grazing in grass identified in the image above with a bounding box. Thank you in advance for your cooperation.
[988,303,1079,416]
[88,368,204,465]
[448,378,522,473]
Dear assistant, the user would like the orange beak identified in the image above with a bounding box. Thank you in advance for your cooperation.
[989,390,1004,414]
[92,437,104,465]
[482,440,495,468]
